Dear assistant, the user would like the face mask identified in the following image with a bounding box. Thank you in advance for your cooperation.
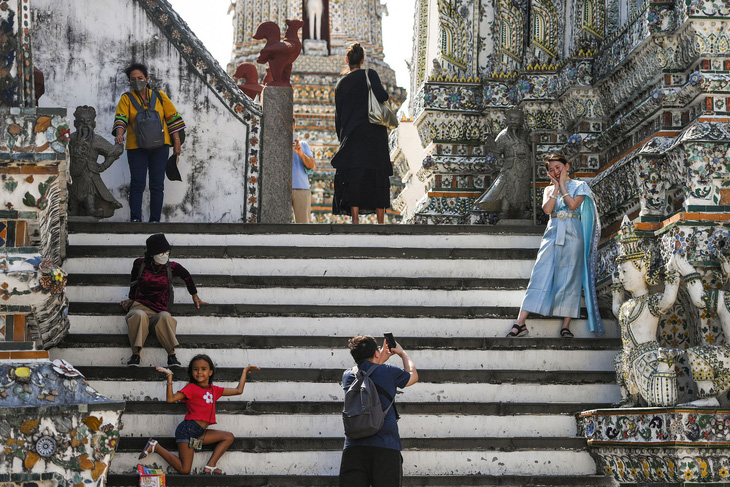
[153,253,169,265]
[130,79,147,92]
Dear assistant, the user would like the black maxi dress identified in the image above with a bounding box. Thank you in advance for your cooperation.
[331,69,393,215]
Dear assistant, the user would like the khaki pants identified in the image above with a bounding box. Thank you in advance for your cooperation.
[126,301,179,354]
[291,189,312,223]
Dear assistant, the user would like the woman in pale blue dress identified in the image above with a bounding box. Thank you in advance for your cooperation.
[506,154,603,338]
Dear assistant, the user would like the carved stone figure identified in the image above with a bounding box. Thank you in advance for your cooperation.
[611,216,681,407]
[68,106,124,219]
[675,254,730,406]
[306,0,324,40]
[253,19,304,88]
[233,62,263,99]
[475,108,532,219]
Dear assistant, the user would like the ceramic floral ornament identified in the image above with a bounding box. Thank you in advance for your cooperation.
[675,253,730,406]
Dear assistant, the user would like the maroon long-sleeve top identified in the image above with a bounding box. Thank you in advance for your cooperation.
[128,257,197,312]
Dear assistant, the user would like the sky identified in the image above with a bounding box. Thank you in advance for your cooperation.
[168,0,416,91]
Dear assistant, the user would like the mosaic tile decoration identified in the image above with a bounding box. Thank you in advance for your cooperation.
[400,0,730,224]
[581,408,730,484]
[0,361,125,485]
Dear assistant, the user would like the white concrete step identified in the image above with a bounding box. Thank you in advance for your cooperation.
[64,257,536,278]
[84,380,620,404]
[69,232,544,249]
[63,224,615,481]
[116,450,599,476]
[66,285,526,307]
[68,315,620,338]
[51,347,617,371]
[120,413,580,438]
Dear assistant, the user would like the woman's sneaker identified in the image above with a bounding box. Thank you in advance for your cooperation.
[126,354,141,367]
[167,355,182,367]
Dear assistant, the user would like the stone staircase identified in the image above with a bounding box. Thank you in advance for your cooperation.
[54,222,620,486]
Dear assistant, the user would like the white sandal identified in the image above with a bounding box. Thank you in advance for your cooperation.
[138,438,157,460]
[203,465,226,475]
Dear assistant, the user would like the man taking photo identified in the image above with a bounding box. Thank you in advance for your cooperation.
[339,335,419,486]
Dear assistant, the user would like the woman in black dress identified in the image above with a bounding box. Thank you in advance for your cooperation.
[331,43,393,224]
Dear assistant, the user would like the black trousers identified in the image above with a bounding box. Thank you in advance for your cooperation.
[339,446,403,487]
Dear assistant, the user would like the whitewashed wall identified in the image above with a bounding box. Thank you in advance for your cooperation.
[396,121,428,221]
[31,0,258,223]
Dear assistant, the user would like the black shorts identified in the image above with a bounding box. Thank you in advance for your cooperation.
[174,420,206,444]
[339,446,402,487]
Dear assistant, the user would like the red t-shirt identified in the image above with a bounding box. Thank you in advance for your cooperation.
[180,383,224,424]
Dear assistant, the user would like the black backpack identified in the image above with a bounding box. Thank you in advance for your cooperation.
[342,365,398,439]
[125,90,165,149]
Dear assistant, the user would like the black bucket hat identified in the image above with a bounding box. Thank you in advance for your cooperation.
[146,233,171,256]
[166,154,182,181]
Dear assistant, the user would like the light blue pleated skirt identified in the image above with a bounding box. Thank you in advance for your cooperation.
[520,217,584,318]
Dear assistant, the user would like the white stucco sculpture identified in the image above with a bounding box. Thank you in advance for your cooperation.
[611,216,681,407]
[306,0,324,40]
[675,254,730,406]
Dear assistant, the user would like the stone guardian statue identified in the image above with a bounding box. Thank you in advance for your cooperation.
[306,0,324,40]
[68,106,124,219]
[475,108,532,220]
[611,216,681,407]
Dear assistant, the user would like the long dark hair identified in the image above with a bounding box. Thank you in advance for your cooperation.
[187,354,215,385]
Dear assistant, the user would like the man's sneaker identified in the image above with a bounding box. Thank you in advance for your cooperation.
[127,354,141,367]
[167,355,182,367]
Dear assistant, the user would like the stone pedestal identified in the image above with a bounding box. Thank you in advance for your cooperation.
[303,39,328,56]
[580,407,730,485]
[260,86,293,224]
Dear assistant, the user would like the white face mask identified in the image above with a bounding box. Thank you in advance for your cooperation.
[153,253,169,265]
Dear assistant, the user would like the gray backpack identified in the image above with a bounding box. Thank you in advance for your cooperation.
[342,364,395,439]
[125,90,165,149]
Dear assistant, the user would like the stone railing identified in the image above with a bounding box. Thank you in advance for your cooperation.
[136,0,261,120]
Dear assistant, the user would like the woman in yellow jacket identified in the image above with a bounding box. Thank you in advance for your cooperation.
[113,63,185,223]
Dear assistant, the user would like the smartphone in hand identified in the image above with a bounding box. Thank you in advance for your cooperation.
[384,332,396,350]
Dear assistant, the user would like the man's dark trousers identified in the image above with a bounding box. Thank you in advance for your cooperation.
[339,445,402,487]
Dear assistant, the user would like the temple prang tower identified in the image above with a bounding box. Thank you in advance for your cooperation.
[400,2,730,480]
[228,0,406,222]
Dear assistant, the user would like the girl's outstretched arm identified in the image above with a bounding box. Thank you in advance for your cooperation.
[156,366,186,403]
[222,365,260,396]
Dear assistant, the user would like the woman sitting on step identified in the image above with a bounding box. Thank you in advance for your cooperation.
[139,354,259,475]
[120,233,205,367]
[506,153,603,338]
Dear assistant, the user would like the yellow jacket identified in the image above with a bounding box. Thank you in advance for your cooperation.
[113,88,185,150]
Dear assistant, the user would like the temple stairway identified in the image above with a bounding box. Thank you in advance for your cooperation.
[54,222,620,487]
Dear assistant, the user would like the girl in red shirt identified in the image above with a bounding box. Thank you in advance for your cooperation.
[138,354,259,475]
